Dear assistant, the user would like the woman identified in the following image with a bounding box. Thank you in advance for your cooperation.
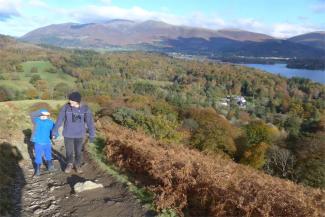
[52,91,95,173]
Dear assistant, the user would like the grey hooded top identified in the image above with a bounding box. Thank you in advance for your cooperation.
[52,103,95,139]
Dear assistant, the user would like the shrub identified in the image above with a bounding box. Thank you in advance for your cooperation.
[112,107,182,142]
[46,67,57,73]
[29,74,41,85]
[0,86,14,101]
[25,88,38,99]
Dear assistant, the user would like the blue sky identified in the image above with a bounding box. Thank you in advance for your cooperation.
[0,0,324,37]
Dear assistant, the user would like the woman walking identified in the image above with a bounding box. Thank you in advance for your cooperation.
[52,91,95,173]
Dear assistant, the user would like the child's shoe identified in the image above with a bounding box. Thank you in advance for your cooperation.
[47,160,56,172]
[35,164,41,176]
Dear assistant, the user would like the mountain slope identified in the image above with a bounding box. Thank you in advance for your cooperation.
[20,20,325,58]
[288,31,325,50]
[20,20,272,47]
[161,37,325,58]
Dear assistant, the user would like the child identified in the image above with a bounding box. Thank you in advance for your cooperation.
[30,109,56,176]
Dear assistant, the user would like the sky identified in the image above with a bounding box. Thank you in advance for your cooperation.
[0,0,324,38]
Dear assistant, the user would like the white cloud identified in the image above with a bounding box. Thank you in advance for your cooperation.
[0,0,20,21]
[68,5,181,24]
[271,23,322,38]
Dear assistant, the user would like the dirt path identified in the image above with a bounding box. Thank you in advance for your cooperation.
[10,140,154,217]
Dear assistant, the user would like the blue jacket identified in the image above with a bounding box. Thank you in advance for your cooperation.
[52,103,95,139]
[30,110,55,145]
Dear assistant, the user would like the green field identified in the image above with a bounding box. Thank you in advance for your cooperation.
[0,61,76,92]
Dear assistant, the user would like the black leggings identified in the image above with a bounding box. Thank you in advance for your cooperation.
[64,137,84,166]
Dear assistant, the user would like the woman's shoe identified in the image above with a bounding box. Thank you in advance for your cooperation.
[75,165,83,174]
[64,163,73,173]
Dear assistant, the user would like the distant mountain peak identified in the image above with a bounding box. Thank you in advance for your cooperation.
[105,19,135,24]
[218,28,246,32]
[19,19,325,56]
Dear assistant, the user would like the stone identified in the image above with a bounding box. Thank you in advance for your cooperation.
[33,208,43,215]
[45,203,57,211]
[74,181,104,193]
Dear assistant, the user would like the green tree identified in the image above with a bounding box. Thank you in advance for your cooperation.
[189,108,237,156]
[284,115,302,137]
[244,120,272,147]
[29,74,41,85]
[295,158,325,188]
[53,82,71,99]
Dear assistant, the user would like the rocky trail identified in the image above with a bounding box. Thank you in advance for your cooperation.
[8,139,154,217]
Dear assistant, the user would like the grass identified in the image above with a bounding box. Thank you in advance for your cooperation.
[0,60,76,91]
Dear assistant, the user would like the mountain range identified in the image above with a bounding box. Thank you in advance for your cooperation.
[20,19,325,59]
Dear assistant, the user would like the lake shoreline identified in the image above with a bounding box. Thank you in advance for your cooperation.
[240,63,325,84]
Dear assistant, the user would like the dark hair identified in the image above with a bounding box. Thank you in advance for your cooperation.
[68,91,81,103]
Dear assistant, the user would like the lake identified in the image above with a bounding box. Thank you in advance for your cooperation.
[242,63,325,84]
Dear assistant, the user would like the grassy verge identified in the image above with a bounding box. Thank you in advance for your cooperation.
[87,135,178,217]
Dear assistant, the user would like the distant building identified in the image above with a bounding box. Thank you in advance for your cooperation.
[219,95,247,108]
[235,96,247,107]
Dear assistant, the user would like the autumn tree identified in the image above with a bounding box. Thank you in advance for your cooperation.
[240,142,269,169]
[188,108,238,156]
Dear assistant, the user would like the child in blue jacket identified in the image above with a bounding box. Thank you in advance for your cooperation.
[30,109,56,176]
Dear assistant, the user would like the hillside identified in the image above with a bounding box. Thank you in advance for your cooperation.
[288,31,325,50]
[0,36,76,101]
[97,115,325,217]
[0,60,76,94]
[0,99,324,217]
[20,20,272,47]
